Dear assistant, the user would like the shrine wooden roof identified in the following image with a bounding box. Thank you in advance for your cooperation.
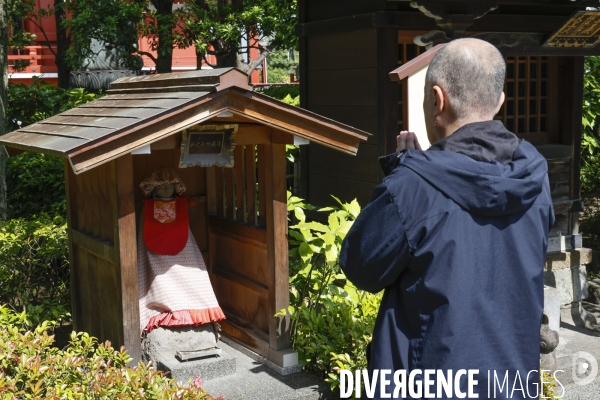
[0,68,370,174]
[389,44,444,81]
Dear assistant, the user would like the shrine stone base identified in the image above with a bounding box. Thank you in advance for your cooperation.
[142,325,236,382]
[544,249,592,305]
[156,346,236,383]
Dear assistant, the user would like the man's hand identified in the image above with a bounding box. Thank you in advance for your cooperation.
[396,131,422,152]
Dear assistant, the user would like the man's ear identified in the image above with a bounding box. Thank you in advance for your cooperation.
[432,85,445,117]
[494,92,506,115]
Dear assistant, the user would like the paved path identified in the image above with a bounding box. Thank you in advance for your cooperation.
[202,340,334,400]
[558,302,600,400]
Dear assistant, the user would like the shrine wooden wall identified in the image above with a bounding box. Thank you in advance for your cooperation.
[65,154,140,363]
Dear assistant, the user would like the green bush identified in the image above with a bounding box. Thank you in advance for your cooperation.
[0,78,101,325]
[581,57,600,250]
[7,77,101,132]
[254,84,299,101]
[281,194,380,397]
[6,152,66,219]
[0,215,70,326]
[0,305,215,399]
[265,49,299,84]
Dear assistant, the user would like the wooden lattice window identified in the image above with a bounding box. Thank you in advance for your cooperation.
[495,56,558,144]
[397,34,558,145]
[212,145,265,227]
[397,41,424,131]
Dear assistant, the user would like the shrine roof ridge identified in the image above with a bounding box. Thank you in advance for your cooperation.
[0,68,371,174]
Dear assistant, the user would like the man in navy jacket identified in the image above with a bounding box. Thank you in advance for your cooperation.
[340,39,555,399]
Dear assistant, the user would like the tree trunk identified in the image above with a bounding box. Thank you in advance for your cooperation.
[152,0,174,73]
[215,47,248,72]
[196,51,202,70]
[54,0,71,88]
[0,0,8,220]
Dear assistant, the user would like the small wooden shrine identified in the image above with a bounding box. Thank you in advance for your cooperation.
[0,68,369,365]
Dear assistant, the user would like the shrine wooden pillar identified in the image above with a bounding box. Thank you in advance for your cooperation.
[64,154,141,365]
[264,143,290,351]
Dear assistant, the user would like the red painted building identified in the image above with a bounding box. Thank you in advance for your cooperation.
[9,0,264,86]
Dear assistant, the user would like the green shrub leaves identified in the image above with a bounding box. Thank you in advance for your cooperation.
[0,306,214,399]
[282,193,381,396]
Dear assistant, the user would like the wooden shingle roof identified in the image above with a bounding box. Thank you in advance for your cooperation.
[1,68,370,174]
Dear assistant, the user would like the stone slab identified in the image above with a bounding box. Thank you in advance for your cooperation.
[202,340,334,400]
[544,285,562,332]
[220,335,301,376]
[142,325,218,364]
[545,248,593,272]
[157,345,236,383]
[544,265,589,305]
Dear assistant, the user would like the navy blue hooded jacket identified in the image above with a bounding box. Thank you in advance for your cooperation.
[340,121,554,399]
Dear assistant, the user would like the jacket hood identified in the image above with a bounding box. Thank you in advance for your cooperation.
[398,122,548,216]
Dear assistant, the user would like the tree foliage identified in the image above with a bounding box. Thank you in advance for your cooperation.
[582,56,600,193]
[65,0,298,73]
[265,48,298,83]
[6,77,100,132]
[178,0,297,70]
[1,0,8,221]
[64,0,145,71]
[579,56,600,250]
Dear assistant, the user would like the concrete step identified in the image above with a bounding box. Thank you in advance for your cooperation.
[201,340,334,400]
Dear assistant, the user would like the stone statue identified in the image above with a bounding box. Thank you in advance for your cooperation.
[540,315,560,372]
[137,167,224,363]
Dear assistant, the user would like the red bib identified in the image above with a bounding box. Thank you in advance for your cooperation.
[144,196,189,255]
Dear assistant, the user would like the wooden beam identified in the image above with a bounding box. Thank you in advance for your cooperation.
[378,28,400,169]
[264,144,290,351]
[208,215,267,245]
[389,44,444,81]
[206,166,217,215]
[271,129,294,144]
[226,91,366,154]
[212,267,269,295]
[570,57,584,235]
[296,11,572,37]
[392,0,599,7]
[64,160,82,331]
[112,155,141,365]
[219,317,270,357]
[233,125,272,145]
[71,229,116,263]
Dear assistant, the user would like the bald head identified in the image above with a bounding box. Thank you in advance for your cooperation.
[425,38,506,121]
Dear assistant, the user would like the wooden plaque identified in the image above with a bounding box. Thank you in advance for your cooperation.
[179,124,238,168]
[543,11,600,48]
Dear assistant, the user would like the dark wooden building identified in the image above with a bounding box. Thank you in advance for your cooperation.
[0,68,369,365]
[297,0,600,248]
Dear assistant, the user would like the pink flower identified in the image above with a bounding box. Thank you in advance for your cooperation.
[192,375,203,389]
